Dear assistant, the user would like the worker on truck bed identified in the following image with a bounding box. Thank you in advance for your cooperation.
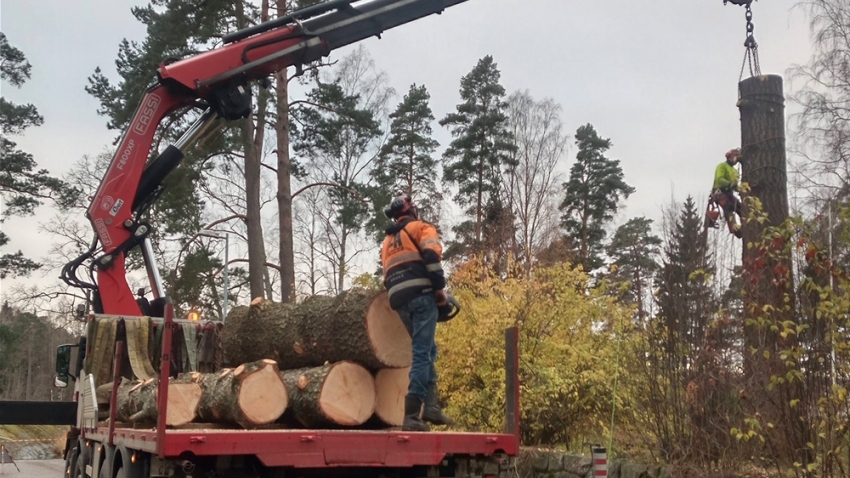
[381,193,454,431]
[710,147,744,238]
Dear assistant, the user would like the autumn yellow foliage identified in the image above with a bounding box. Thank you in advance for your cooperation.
[435,259,635,448]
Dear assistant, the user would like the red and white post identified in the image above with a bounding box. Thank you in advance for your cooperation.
[591,446,607,477]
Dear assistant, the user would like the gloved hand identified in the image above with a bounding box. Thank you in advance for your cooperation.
[435,289,448,306]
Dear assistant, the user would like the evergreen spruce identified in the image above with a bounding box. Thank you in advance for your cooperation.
[656,196,716,356]
[606,217,662,319]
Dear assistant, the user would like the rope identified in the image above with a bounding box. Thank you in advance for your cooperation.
[608,314,623,455]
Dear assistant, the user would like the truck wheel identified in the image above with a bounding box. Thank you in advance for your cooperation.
[66,448,79,477]
[75,456,90,478]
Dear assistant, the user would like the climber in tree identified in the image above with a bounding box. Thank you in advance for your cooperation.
[707,148,744,238]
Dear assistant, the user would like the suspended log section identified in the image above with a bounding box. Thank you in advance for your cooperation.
[222,288,411,370]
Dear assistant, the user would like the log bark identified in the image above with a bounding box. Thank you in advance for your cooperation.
[190,359,288,428]
[373,367,409,427]
[280,361,376,428]
[221,288,410,369]
[115,377,201,427]
[738,74,807,462]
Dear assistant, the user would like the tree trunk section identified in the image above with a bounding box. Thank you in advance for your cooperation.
[738,74,805,463]
[373,367,409,427]
[221,289,410,370]
[276,63,296,304]
[281,361,376,427]
[190,359,288,428]
[115,377,201,427]
[240,1,268,301]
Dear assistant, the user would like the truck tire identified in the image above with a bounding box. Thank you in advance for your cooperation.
[75,456,90,478]
[66,448,79,478]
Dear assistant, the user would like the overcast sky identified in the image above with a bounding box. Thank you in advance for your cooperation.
[0,0,814,297]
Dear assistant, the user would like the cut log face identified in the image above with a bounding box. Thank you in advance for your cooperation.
[367,293,411,368]
[166,383,203,428]
[222,289,411,370]
[193,359,288,428]
[281,361,376,428]
[373,367,410,427]
[116,377,201,427]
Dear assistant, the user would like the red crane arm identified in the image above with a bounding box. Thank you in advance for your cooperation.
[75,0,471,315]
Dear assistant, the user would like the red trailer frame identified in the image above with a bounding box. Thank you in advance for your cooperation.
[77,304,520,473]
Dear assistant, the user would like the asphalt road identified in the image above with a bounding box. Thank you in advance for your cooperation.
[0,459,65,476]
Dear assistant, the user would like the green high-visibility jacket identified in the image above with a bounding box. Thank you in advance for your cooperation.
[713,161,739,191]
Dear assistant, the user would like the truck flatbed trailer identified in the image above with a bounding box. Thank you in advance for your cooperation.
[83,428,517,468]
[60,308,520,477]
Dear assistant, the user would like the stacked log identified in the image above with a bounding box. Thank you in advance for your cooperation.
[281,361,376,428]
[115,377,202,427]
[113,359,288,429]
[373,367,410,427]
[191,359,288,428]
[111,289,416,429]
[221,288,411,370]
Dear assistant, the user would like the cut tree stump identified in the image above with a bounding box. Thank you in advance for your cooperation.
[190,359,288,428]
[115,377,201,427]
[222,288,411,370]
[281,361,376,428]
[373,367,409,427]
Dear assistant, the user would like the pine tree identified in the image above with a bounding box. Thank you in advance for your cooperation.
[606,217,661,319]
[372,84,440,227]
[440,56,515,256]
[292,62,385,292]
[560,123,634,271]
[0,33,70,278]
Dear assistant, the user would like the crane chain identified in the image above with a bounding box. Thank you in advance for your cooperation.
[738,2,761,82]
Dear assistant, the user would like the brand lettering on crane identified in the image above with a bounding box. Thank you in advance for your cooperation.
[94,219,112,246]
[133,94,161,136]
[116,139,135,170]
[109,199,124,217]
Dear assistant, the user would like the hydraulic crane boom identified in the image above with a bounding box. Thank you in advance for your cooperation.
[64,0,470,316]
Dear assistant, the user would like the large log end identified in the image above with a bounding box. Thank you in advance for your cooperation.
[366,292,412,368]
[166,382,202,427]
[238,361,289,426]
[319,361,376,426]
[374,367,409,427]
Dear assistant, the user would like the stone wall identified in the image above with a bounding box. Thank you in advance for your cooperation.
[515,448,671,478]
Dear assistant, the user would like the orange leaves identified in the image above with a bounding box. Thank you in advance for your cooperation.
[805,246,818,262]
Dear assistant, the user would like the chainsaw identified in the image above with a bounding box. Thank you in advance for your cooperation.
[438,295,461,322]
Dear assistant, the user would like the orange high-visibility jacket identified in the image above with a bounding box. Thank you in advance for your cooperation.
[380,218,445,310]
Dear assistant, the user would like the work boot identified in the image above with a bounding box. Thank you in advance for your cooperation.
[422,383,454,426]
[403,395,430,432]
